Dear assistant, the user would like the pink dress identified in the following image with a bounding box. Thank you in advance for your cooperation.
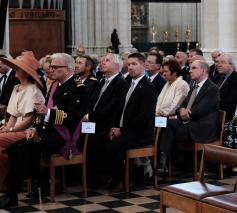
[0,84,45,191]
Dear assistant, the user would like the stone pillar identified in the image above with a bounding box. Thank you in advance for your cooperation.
[70,0,132,56]
[201,0,237,62]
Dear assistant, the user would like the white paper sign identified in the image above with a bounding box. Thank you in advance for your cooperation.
[81,122,96,134]
[155,116,167,127]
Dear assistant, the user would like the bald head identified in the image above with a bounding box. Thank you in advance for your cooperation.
[175,51,188,67]
[211,49,221,63]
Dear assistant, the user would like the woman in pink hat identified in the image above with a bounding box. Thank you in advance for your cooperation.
[0,52,45,192]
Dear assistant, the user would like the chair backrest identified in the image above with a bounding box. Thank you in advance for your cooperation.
[218,110,226,144]
[199,144,237,183]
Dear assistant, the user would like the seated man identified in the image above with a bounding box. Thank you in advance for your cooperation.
[87,53,128,186]
[0,55,19,107]
[0,53,89,208]
[217,54,237,122]
[159,60,220,172]
[75,55,99,108]
[106,53,157,191]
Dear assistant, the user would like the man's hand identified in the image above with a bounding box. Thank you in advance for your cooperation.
[34,103,48,115]
[179,108,192,121]
[26,128,36,140]
[109,128,121,140]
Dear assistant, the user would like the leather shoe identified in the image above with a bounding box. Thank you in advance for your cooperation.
[0,195,18,209]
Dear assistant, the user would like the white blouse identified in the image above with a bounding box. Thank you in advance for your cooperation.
[7,84,45,126]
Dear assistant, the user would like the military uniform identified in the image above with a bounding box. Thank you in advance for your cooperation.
[38,76,89,155]
[74,74,99,108]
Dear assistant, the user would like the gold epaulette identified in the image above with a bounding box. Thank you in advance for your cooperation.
[55,109,67,125]
[74,76,85,87]
[90,77,97,81]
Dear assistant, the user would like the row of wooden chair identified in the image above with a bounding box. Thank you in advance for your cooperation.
[160,144,237,213]
[29,110,226,202]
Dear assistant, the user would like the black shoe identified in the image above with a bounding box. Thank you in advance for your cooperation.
[0,195,18,209]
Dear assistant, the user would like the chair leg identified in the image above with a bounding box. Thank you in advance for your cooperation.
[50,163,55,202]
[193,146,198,180]
[61,166,66,191]
[168,157,172,177]
[27,177,32,193]
[82,163,87,197]
[219,164,224,180]
[160,191,167,213]
[153,156,157,189]
[125,156,130,192]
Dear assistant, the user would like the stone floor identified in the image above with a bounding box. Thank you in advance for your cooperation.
[0,168,236,213]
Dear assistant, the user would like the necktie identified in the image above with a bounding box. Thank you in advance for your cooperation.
[120,82,135,127]
[217,75,225,88]
[93,79,110,111]
[186,84,199,109]
[147,77,151,82]
[0,74,7,96]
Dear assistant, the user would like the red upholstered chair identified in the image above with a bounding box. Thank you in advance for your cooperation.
[201,192,237,213]
[125,127,161,192]
[160,144,237,213]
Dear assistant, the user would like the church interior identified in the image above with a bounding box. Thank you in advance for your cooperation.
[0,0,237,212]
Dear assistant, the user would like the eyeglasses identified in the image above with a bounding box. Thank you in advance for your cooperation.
[49,65,68,70]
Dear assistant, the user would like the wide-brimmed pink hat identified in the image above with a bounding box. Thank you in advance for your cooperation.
[0,51,43,88]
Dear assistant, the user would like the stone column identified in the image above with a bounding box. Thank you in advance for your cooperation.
[201,0,237,61]
[70,0,132,56]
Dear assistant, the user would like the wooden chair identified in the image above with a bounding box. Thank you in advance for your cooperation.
[201,192,237,213]
[125,127,161,192]
[169,110,226,180]
[41,134,88,202]
[160,144,237,213]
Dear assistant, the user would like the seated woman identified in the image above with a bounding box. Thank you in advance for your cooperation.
[224,111,237,149]
[0,53,45,192]
[156,60,190,117]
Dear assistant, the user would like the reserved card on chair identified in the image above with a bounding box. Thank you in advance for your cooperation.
[81,122,96,133]
[155,117,167,127]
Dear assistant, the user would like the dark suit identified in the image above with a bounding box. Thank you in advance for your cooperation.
[160,79,220,155]
[87,73,128,182]
[219,71,237,122]
[83,75,99,98]
[0,70,19,105]
[89,73,128,132]
[209,64,221,84]
[106,76,158,185]
[181,65,190,83]
[124,74,132,83]
[151,74,165,97]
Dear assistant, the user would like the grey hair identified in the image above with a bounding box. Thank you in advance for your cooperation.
[211,49,222,54]
[222,54,237,71]
[197,60,210,73]
[51,53,75,70]
[110,53,123,72]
